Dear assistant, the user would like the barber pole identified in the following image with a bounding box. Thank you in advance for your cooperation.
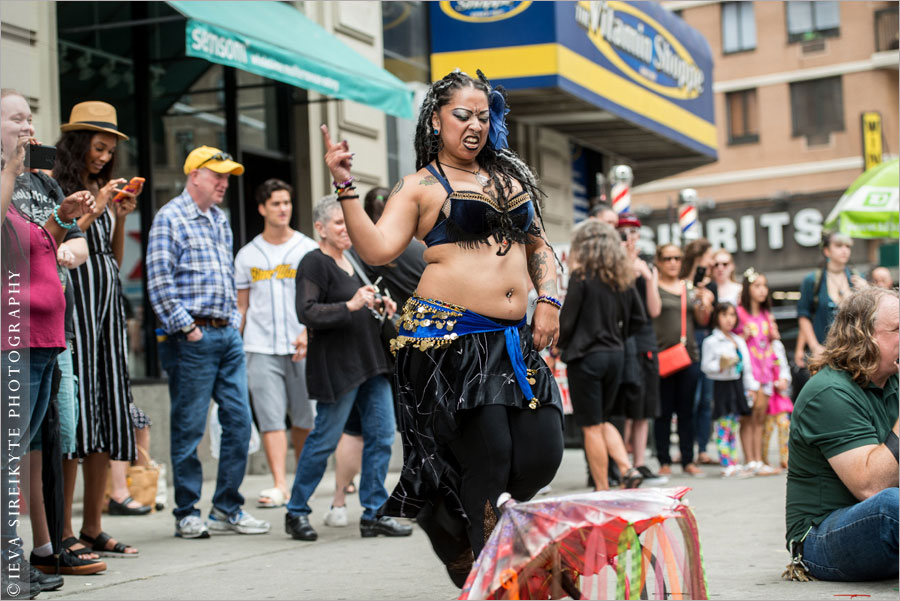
[609,164,633,214]
[679,204,698,235]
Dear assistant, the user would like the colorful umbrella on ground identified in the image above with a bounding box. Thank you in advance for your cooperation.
[825,159,899,239]
[460,487,708,600]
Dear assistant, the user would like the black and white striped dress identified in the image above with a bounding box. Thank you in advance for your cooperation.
[69,208,136,461]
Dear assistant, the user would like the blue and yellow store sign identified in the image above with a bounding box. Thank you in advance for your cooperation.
[431,1,717,179]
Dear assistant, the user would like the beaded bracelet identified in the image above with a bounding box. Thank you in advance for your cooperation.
[333,177,354,191]
[334,184,356,195]
[53,206,77,230]
[536,295,562,310]
[336,194,360,202]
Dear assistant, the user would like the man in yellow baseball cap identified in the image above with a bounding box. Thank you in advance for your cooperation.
[147,145,271,539]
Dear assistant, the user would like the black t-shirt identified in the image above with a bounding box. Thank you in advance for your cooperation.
[558,274,647,363]
[295,249,391,402]
[632,275,658,352]
[11,172,85,341]
[349,240,426,309]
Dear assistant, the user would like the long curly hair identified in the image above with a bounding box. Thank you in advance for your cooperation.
[809,286,897,386]
[568,220,634,291]
[52,130,116,195]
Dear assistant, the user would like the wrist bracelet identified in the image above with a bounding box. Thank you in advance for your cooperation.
[536,295,562,310]
[333,177,354,191]
[885,431,899,463]
[53,206,77,230]
[336,194,359,202]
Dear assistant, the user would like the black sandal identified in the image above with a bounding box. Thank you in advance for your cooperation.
[79,530,139,558]
[61,536,99,561]
[623,467,644,489]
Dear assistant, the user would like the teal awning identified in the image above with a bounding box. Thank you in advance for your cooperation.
[168,1,414,119]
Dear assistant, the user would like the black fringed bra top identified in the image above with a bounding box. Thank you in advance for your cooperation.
[422,163,538,254]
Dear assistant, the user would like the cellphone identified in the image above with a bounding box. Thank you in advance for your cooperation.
[113,176,145,202]
[693,265,707,286]
[25,144,56,170]
[619,230,628,242]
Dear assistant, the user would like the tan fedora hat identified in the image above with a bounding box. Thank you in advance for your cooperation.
[60,101,129,140]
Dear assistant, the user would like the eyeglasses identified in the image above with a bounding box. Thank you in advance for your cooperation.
[713,261,731,268]
[660,255,682,262]
[196,152,233,169]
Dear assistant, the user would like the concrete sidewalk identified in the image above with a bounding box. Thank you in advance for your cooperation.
[28,449,899,600]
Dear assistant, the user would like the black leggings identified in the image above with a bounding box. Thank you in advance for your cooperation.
[448,404,563,556]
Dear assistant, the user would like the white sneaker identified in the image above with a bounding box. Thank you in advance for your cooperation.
[324,505,348,527]
[175,515,210,539]
[208,507,271,534]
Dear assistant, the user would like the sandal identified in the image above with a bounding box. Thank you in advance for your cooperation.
[256,487,287,509]
[79,530,139,558]
[61,537,100,561]
[31,549,107,576]
[622,467,644,489]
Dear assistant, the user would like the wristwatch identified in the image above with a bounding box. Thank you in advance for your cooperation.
[182,323,198,334]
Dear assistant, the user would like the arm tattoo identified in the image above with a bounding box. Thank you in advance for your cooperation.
[419,175,438,186]
[388,178,404,199]
[528,248,558,296]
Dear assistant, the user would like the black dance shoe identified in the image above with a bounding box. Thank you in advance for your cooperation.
[359,516,413,538]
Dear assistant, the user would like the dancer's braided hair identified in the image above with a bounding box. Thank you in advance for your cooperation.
[413,70,558,263]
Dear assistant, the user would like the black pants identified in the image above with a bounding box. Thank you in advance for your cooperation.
[653,363,700,468]
[447,405,563,556]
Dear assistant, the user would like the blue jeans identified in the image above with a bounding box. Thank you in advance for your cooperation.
[693,329,713,456]
[287,375,395,521]
[31,343,79,453]
[2,347,58,570]
[159,327,251,520]
[802,488,899,581]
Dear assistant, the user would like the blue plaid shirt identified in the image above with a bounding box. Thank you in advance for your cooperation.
[147,189,242,334]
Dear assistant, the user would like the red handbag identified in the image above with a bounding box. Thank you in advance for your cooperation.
[658,282,692,377]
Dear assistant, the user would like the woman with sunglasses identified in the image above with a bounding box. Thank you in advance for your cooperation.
[652,244,704,476]
[711,250,742,307]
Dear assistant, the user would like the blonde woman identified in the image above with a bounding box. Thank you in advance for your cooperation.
[558,221,646,490]
[711,249,742,306]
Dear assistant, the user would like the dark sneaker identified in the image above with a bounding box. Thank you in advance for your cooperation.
[360,516,413,538]
[285,513,317,541]
[28,562,63,592]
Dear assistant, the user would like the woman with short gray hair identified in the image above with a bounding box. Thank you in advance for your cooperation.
[284,196,408,543]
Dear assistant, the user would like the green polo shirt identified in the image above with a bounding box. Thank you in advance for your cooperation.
[785,366,898,548]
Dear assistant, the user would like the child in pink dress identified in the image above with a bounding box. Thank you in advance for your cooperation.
[734,269,781,476]
[762,339,792,468]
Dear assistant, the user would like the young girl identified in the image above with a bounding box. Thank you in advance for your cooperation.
[701,303,758,477]
[762,339,792,469]
[735,268,781,476]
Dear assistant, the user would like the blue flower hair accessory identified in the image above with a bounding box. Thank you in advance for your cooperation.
[477,69,510,150]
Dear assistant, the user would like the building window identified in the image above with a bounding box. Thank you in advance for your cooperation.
[786,1,840,43]
[790,77,844,145]
[726,89,759,145]
[722,2,756,54]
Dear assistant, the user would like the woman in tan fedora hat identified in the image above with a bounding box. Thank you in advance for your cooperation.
[53,101,146,559]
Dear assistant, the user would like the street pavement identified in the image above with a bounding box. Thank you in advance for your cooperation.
[27,448,899,600]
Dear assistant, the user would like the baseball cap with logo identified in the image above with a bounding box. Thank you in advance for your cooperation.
[183,145,244,175]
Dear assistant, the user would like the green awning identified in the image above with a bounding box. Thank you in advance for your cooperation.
[167,1,414,119]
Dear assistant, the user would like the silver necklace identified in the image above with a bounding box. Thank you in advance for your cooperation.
[440,161,490,188]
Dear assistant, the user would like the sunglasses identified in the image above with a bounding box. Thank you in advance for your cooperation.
[713,261,731,268]
[196,152,233,169]
[660,255,682,262]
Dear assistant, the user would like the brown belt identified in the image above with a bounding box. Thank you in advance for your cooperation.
[193,316,230,328]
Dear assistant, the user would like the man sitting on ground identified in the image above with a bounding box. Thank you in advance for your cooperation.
[785,285,898,581]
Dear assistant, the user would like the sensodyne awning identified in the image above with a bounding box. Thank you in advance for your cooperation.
[168,1,414,119]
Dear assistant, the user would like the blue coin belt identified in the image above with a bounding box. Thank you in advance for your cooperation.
[391,295,541,409]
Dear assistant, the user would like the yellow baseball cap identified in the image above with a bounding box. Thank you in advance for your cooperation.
[183,145,244,175]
